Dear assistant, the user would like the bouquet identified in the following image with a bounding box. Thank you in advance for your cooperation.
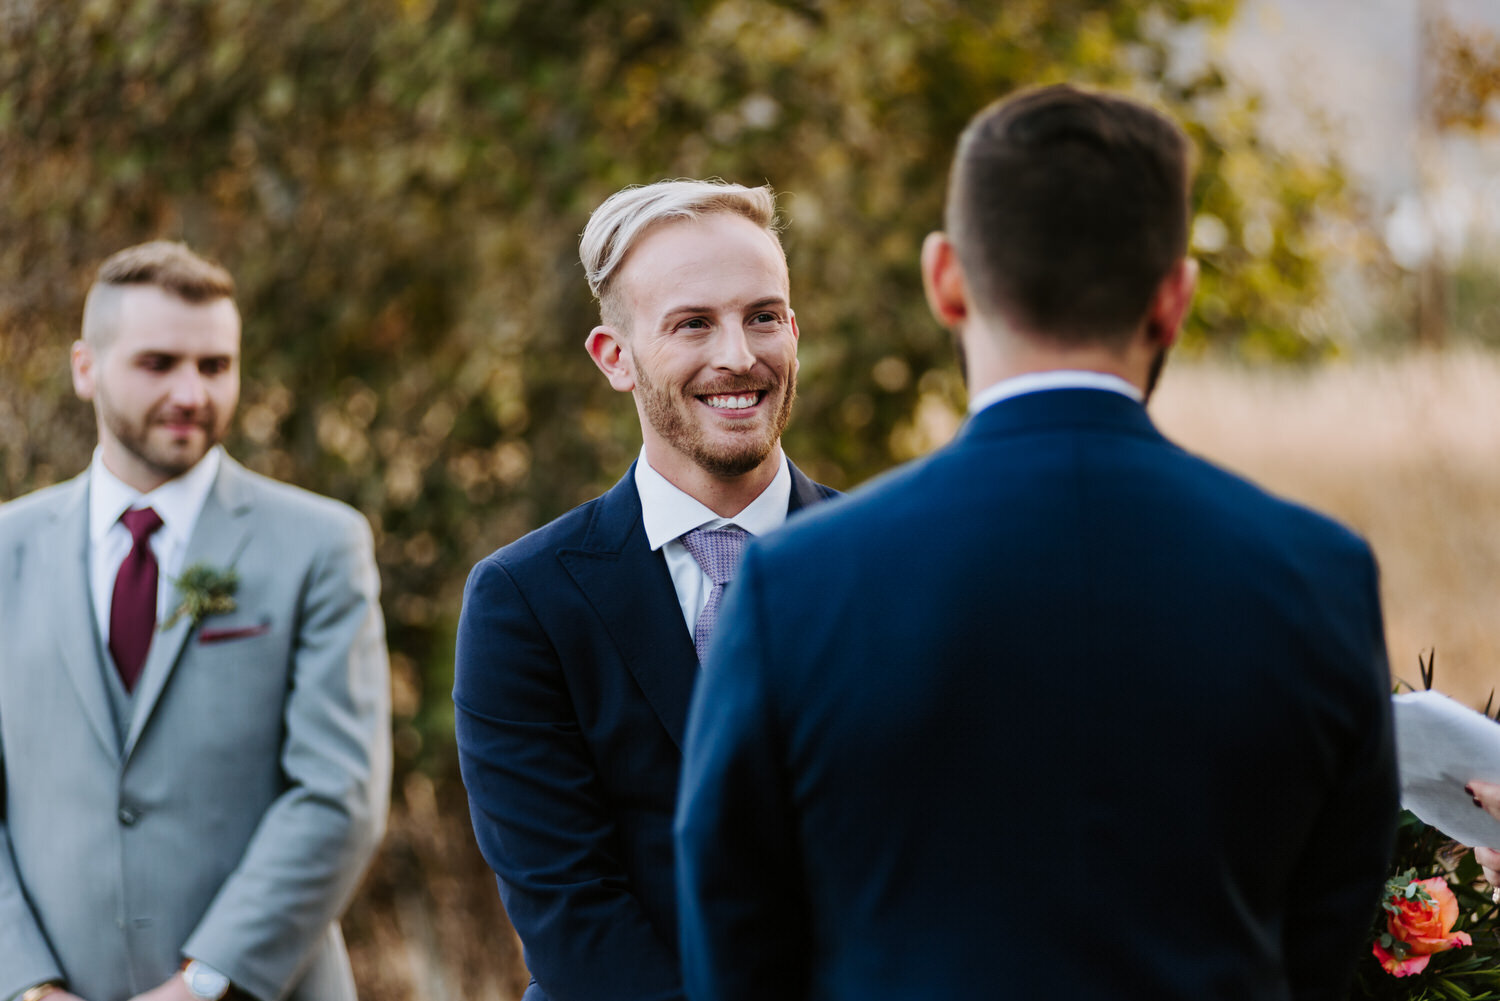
[1348,652,1500,999]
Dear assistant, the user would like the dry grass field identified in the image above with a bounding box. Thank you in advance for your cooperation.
[1153,348,1500,709]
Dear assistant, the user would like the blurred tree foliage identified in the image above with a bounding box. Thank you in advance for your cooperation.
[0,0,1352,789]
[1429,13,1500,134]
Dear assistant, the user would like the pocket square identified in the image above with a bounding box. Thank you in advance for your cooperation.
[198,622,271,644]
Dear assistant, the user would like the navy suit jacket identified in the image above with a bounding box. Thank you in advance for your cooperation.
[455,459,836,1001]
[677,389,1398,1001]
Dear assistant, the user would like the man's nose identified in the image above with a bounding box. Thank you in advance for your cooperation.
[710,323,756,373]
[167,366,209,407]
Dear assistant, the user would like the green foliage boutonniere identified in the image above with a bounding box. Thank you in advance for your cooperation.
[163,563,239,629]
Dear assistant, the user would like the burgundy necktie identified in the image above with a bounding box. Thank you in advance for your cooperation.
[680,526,749,662]
[110,506,163,692]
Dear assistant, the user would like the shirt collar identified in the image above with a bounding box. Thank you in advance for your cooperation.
[88,446,223,549]
[968,370,1142,415]
[635,447,792,551]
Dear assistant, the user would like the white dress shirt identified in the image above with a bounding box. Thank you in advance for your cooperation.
[634,447,793,635]
[967,369,1142,415]
[87,446,222,646]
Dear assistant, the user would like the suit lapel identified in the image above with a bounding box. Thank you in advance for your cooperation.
[560,468,700,749]
[560,461,834,749]
[123,458,253,759]
[46,476,120,758]
[787,461,833,513]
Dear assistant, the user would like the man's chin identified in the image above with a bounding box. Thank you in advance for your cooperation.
[691,432,779,478]
[141,439,214,477]
[690,395,792,478]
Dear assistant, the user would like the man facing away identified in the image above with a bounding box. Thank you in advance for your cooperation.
[676,85,1398,1001]
[0,242,391,1001]
[453,179,837,1001]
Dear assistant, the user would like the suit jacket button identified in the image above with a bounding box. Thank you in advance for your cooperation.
[118,806,139,826]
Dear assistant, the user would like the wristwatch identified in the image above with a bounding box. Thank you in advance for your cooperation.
[181,960,231,1001]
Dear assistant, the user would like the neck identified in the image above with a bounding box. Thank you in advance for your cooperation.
[643,444,783,519]
[961,318,1153,402]
[99,443,175,494]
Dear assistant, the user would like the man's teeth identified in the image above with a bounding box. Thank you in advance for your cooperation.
[704,393,759,410]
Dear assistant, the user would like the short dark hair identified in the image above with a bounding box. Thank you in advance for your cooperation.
[94,240,236,302]
[946,84,1192,344]
[82,241,237,348]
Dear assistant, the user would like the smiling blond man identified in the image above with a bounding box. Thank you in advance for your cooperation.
[453,180,837,1001]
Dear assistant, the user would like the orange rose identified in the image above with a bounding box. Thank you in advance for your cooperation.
[1373,877,1472,977]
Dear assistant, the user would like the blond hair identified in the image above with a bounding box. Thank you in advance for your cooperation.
[579,179,780,328]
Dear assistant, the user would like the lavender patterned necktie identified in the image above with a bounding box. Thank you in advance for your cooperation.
[680,526,749,662]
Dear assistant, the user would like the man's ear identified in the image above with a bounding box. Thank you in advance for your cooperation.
[585,325,636,392]
[920,232,968,329]
[789,309,800,377]
[1145,257,1199,349]
[71,340,97,401]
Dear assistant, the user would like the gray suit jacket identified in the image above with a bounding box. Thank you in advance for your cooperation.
[0,456,391,1001]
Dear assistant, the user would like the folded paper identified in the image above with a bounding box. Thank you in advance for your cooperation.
[1395,690,1500,846]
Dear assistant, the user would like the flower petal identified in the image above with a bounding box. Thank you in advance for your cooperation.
[1373,942,1432,978]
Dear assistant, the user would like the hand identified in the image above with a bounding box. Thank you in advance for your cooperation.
[41,992,89,1001]
[127,974,194,1001]
[1466,779,1500,885]
[1477,846,1500,888]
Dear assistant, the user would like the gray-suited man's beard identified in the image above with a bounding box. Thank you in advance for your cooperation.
[635,363,797,478]
[97,390,222,481]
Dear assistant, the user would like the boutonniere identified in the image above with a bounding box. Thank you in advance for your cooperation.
[163,562,239,629]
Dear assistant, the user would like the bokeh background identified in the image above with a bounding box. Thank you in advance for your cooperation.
[3,0,1499,996]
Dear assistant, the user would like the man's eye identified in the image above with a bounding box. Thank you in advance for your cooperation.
[751,312,778,325]
[200,359,230,375]
[140,356,173,372]
[679,317,710,330]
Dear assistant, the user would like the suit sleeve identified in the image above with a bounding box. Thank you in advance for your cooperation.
[1283,547,1400,1001]
[0,717,65,997]
[454,557,685,1001]
[182,513,392,1001]
[675,545,812,1001]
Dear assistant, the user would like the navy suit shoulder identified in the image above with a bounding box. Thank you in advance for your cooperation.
[480,484,623,570]
[472,458,834,578]
[767,389,1367,556]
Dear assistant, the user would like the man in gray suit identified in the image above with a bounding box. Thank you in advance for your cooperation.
[0,242,391,1001]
